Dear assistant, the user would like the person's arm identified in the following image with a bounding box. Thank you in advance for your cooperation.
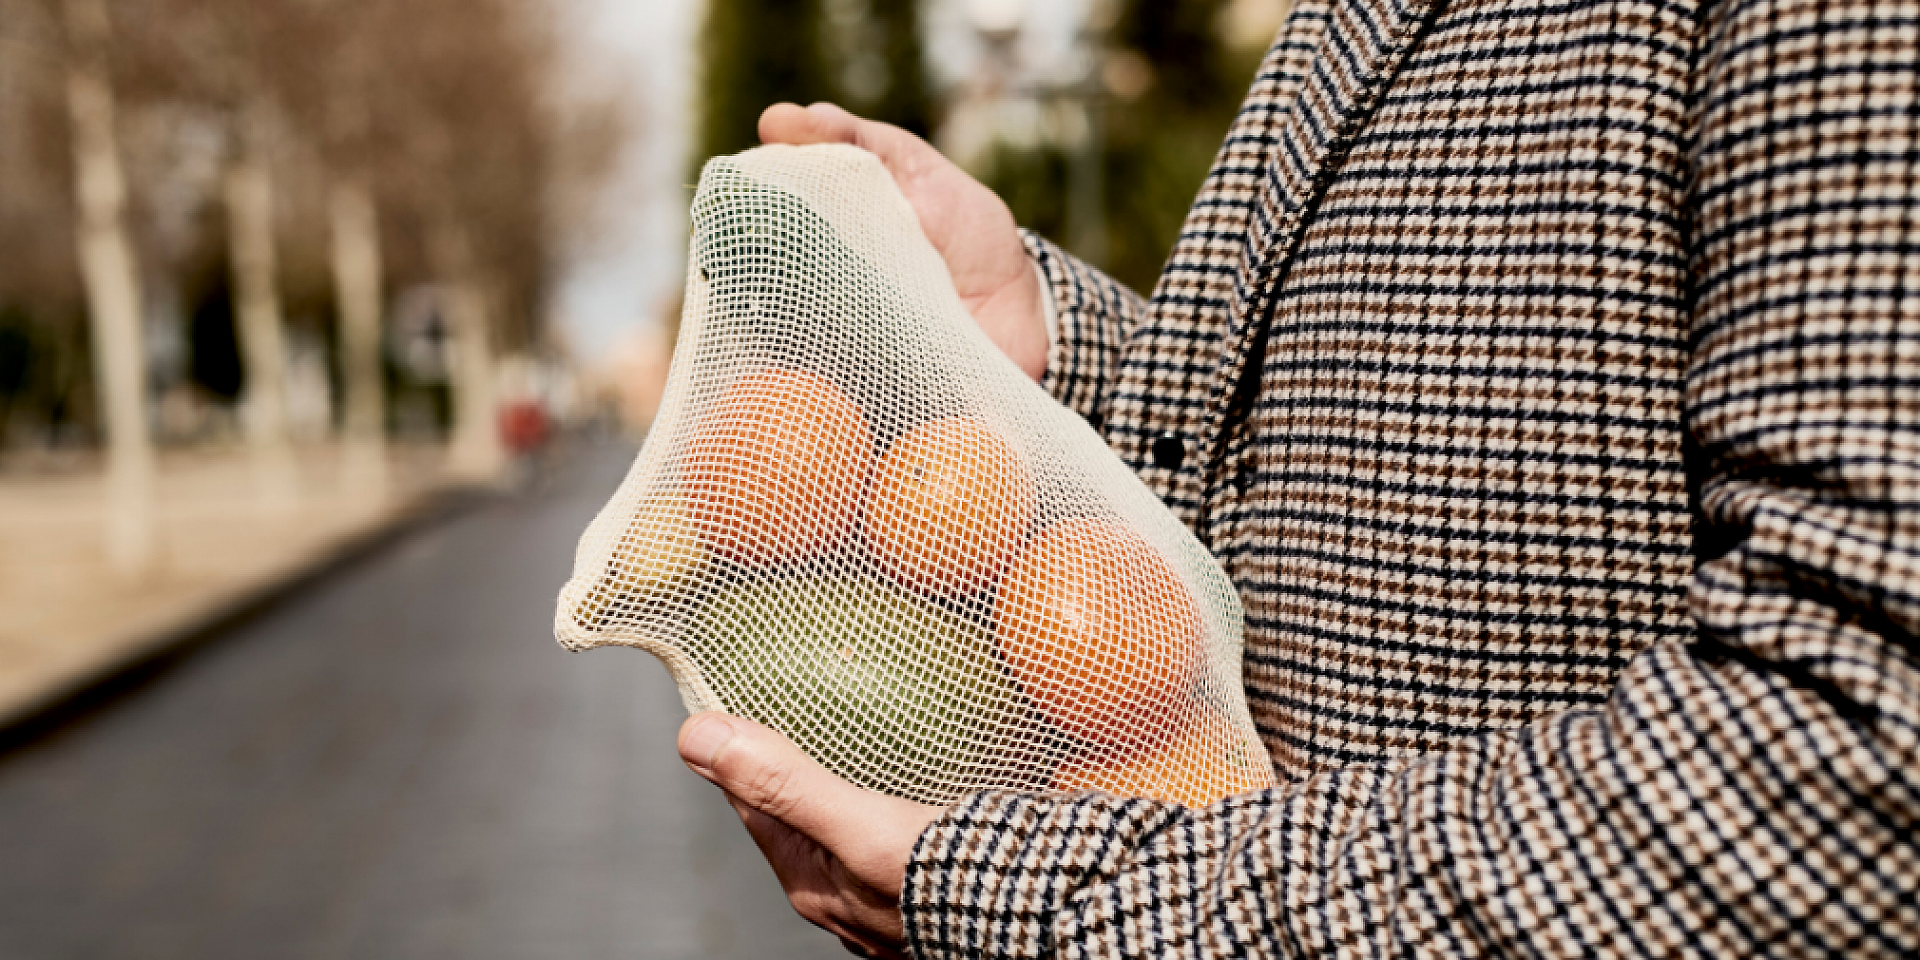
[1020,229,1149,429]
[900,0,1920,955]
[704,4,1919,951]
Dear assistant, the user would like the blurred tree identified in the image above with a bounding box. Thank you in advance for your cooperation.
[0,304,96,449]
[0,6,78,307]
[1098,0,1246,293]
[370,0,629,476]
[868,0,934,137]
[700,0,932,161]
[327,173,388,491]
[0,307,36,448]
[186,272,243,401]
[0,0,93,447]
[115,0,306,497]
[696,0,838,165]
[266,0,408,494]
[60,0,158,569]
[2,0,628,487]
[363,0,526,475]
[823,0,934,139]
[252,0,623,486]
[976,0,1270,295]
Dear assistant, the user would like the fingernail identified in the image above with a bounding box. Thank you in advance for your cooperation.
[680,715,736,773]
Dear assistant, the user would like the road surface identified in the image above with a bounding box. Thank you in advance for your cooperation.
[0,443,850,960]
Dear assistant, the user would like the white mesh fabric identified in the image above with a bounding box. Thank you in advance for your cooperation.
[554,144,1274,807]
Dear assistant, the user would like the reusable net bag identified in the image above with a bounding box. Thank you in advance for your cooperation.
[555,144,1275,808]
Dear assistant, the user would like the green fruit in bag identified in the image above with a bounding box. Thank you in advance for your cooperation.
[691,576,1017,799]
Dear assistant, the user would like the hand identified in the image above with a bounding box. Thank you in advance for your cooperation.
[759,102,1051,381]
[678,712,944,959]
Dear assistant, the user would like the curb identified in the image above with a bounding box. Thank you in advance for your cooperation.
[0,483,496,754]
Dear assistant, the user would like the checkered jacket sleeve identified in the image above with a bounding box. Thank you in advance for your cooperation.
[1024,229,1149,429]
[902,0,1920,955]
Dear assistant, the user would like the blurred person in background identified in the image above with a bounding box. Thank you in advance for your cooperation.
[674,0,1920,956]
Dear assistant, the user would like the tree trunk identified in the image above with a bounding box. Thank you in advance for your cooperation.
[224,153,297,506]
[329,179,387,499]
[432,223,502,481]
[63,0,154,575]
[443,280,502,480]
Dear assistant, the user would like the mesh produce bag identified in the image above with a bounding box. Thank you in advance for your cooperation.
[554,144,1275,808]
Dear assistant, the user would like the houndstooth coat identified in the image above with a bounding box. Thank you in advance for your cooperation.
[899,0,1920,954]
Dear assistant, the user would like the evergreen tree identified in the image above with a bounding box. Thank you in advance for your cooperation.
[695,0,838,165]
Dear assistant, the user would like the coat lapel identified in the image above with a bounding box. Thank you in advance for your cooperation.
[1197,0,1453,479]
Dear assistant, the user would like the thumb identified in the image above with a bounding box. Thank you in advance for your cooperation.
[678,712,868,841]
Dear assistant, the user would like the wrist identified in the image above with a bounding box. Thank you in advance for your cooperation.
[1033,259,1058,360]
[991,259,1051,382]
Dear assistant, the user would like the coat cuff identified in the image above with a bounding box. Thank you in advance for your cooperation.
[1020,230,1147,431]
[901,789,1186,960]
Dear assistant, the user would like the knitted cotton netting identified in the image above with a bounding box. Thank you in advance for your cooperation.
[555,144,1274,808]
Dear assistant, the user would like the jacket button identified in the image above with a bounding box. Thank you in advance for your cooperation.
[1150,433,1186,470]
[1231,463,1256,494]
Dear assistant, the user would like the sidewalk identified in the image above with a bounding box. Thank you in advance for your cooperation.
[0,442,473,729]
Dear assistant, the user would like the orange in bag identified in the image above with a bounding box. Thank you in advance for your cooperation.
[682,366,873,567]
[866,417,1033,596]
[996,518,1202,756]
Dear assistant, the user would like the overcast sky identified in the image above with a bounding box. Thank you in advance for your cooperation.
[551,0,1089,362]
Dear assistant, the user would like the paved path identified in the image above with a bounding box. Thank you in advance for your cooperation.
[0,444,847,960]
[0,442,456,726]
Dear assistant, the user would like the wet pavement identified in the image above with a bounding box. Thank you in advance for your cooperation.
[0,443,847,960]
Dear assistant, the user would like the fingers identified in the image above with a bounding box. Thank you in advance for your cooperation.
[759,101,859,146]
[681,714,938,956]
[841,935,907,960]
[729,795,907,951]
[679,713,863,839]
[758,102,942,183]
[753,101,1046,380]
[679,712,943,885]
